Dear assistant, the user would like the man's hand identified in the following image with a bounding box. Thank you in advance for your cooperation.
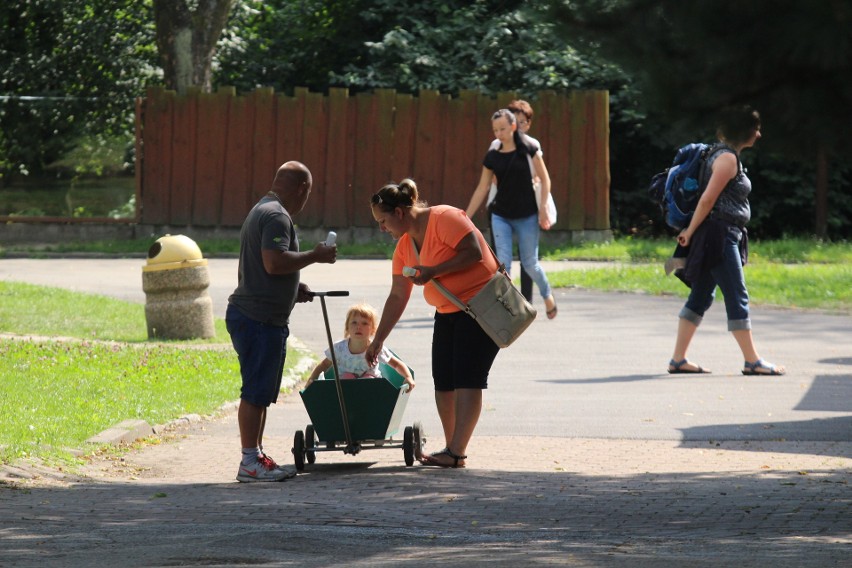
[296,282,313,303]
[314,242,338,264]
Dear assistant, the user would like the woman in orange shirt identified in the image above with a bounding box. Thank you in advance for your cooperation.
[366,178,500,468]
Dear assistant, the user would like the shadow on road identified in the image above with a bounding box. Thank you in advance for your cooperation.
[1,465,849,567]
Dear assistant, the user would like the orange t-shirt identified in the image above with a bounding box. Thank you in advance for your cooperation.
[392,205,499,313]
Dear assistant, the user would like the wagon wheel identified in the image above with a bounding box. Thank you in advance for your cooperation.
[412,421,425,461]
[293,430,305,471]
[305,424,317,464]
[403,426,414,467]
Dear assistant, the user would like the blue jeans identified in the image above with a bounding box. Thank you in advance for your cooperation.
[226,304,290,407]
[680,226,751,331]
[491,213,552,299]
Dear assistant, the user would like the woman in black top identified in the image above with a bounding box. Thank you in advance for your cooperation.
[466,109,558,319]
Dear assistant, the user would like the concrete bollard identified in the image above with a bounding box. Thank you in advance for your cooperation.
[142,234,215,340]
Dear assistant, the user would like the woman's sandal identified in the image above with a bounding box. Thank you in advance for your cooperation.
[742,359,785,376]
[421,447,466,468]
[667,358,711,374]
[545,296,558,320]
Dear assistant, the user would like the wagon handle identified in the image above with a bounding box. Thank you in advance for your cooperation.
[315,292,355,448]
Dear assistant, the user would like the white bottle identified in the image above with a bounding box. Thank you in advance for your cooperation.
[325,231,337,246]
[402,266,417,277]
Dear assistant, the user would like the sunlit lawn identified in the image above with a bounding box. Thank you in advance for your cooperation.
[0,281,308,466]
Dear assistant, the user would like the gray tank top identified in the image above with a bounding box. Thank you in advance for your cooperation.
[706,147,751,227]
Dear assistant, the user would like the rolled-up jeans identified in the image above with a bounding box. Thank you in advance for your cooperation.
[679,225,751,331]
[491,212,552,300]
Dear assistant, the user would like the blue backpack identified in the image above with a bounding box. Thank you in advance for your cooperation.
[648,143,724,230]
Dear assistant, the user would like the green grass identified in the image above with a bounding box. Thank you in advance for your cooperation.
[4,235,850,265]
[0,339,240,465]
[0,281,308,466]
[542,237,852,264]
[548,261,852,312]
[0,281,230,342]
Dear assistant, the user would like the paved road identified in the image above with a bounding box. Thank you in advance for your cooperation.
[1,257,850,567]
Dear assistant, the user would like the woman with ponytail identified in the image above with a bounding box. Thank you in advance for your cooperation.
[466,109,558,319]
[366,178,500,468]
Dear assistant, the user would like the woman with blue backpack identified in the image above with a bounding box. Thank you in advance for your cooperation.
[667,105,785,376]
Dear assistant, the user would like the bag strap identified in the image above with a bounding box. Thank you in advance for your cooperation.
[409,236,506,315]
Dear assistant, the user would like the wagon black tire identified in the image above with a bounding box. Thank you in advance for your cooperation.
[412,421,424,461]
[293,430,305,471]
[403,426,414,466]
[305,425,317,464]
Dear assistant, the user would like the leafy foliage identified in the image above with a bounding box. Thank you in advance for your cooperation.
[216,1,629,96]
[0,0,157,179]
[542,0,852,238]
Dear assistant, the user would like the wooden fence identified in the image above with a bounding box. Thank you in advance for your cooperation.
[135,86,610,231]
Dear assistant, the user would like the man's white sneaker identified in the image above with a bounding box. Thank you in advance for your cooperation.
[236,455,292,482]
[259,454,297,479]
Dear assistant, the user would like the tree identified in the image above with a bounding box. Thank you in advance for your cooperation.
[216,1,628,96]
[0,0,155,179]
[543,0,852,237]
[216,0,381,93]
[153,0,235,93]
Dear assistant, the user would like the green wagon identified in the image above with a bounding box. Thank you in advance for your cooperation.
[291,291,424,471]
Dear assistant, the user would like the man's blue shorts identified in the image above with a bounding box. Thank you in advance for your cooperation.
[226,304,289,407]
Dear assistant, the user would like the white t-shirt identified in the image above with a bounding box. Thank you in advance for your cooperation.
[325,339,391,379]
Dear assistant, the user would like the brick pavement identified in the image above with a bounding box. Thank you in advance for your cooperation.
[2,386,850,567]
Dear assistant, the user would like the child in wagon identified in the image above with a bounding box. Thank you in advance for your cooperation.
[304,302,415,390]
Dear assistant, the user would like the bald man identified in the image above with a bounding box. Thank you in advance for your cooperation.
[227,161,337,482]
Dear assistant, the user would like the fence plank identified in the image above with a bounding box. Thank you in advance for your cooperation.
[389,93,416,184]
[442,90,478,210]
[413,90,447,205]
[540,90,570,230]
[300,89,328,227]
[352,91,377,228]
[566,92,588,231]
[169,89,198,224]
[134,96,144,221]
[373,89,397,189]
[192,88,230,226]
[324,88,350,229]
[250,87,277,205]
[221,91,253,226]
[276,91,304,168]
[141,87,174,224]
[591,91,611,229]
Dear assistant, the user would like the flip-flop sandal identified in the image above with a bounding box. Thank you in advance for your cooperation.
[742,359,785,376]
[667,358,711,374]
[543,295,557,320]
[421,447,466,468]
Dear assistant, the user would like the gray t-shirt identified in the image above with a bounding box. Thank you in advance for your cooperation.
[228,195,300,326]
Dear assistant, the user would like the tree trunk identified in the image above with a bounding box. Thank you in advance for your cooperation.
[815,145,828,238]
[153,0,235,94]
